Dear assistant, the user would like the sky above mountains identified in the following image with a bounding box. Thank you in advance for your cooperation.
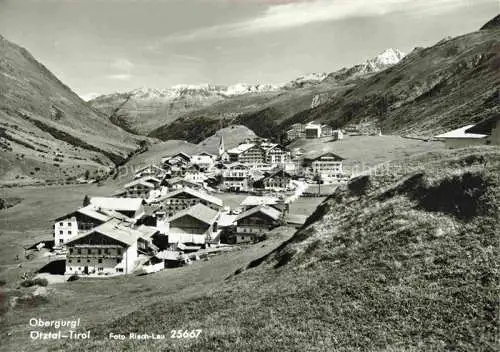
[0,0,497,99]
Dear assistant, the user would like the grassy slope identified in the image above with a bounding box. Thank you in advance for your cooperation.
[0,34,143,183]
[42,146,499,352]
[290,134,446,174]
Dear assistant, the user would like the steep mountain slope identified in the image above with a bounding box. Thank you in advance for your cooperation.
[51,146,499,351]
[91,49,405,141]
[282,23,500,136]
[0,34,144,184]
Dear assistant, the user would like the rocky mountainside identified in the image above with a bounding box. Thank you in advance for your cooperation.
[0,34,144,184]
[282,21,500,136]
[92,48,406,138]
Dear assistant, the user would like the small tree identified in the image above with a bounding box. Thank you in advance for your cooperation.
[83,195,90,207]
[313,173,323,196]
[84,170,90,180]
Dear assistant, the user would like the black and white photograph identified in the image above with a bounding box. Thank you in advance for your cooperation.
[0,0,499,351]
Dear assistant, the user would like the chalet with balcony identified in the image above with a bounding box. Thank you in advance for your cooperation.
[154,187,223,217]
[222,163,251,192]
[64,219,158,277]
[53,203,137,247]
[232,205,282,243]
[167,203,221,249]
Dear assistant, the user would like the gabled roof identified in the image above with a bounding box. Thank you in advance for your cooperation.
[222,162,250,170]
[90,197,143,212]
[465,115,500,135]
[168,203,219,225]
[235,205,281,222]
[227,143,255,154]
[435,125,488,139]
[166,177,202,187]
[241,196,279,207]
[66,219,142,247]
[264,168,293,179]
[304,152,345,161]
[135,164,164,174]
[135,225,159,239]
[54,204,110,223]
[158,187,223,207]
[124,177,160,189]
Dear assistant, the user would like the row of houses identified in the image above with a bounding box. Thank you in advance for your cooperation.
[54,188,288,277]
[286,122,344,141]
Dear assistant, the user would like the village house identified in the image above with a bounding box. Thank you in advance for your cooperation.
[262,143,291,165]
[227,143,263,164]
[134,165,166,180]
[232,205,282,243]
[303,152,345,183]
[183,165,208,184]
[64,218,158,277]
[240,195,289,214]
[155,187,223,217]
[465,115,500,145]
[286,123,306,141]
[435,125,489,148]
[116,176,161,199]
[320,124,333,137]
[222,163,251,192]
[167,203,221,249]
[190,152,216,170]
[260,168,294,191]
[161,152,191,168]
[305,122,322,138]
[163,176,204,191]
[89,197,145,220]
[53,205,135,247]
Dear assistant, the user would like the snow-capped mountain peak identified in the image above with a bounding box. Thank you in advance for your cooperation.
[367,48,406,68]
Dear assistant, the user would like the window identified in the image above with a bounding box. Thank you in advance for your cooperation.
[116,258,120,263]
[67,222,71,226]
[87,259,90,263]
[98,267,103,272]
[68,260,72,264]
[77,259,81,263]
[116,268,124,273]
[98,249,102,255]
[77,249,81,254]
[68,231,72,235]
[59,222,63,226]
[104,249,109,254]
[98,259,102,263]
[59,239,64,244]
[69,248,73,254]
[59,230,63,235]
[117,248,122,255]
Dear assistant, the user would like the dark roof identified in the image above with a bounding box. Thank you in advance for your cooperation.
[304,152,345,161]
[465,114,500,135]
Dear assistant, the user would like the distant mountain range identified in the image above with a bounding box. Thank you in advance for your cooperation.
[147,19,500,142]
[89,48,406,135]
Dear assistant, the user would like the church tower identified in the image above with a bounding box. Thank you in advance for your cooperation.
[218,134,225,157]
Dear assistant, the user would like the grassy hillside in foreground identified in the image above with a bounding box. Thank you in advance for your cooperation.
[44,146,500,352]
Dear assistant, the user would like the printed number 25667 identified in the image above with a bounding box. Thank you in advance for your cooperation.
[170,329,202,339]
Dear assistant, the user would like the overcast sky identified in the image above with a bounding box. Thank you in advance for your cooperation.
[0,0,497,99]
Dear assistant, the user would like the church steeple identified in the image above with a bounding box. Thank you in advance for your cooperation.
[218,134,225,156]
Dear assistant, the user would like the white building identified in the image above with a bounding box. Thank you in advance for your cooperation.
[64,219,157,277]
[222,163,251,192]
[304,152,345,183]
[435,125,489,149]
